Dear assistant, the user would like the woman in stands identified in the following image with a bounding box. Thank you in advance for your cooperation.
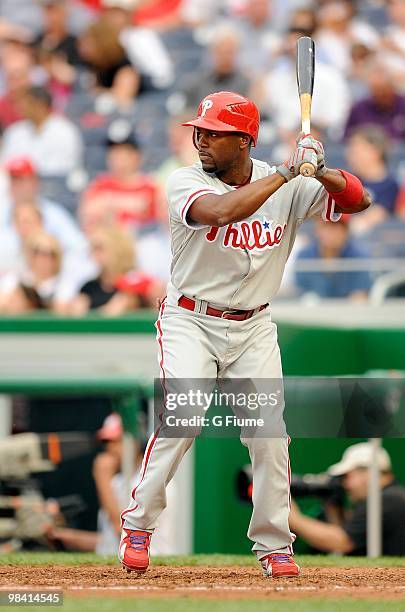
[68,225,161,314]
[0,230,64,313]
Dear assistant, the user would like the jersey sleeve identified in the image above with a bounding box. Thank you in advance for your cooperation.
[165,166,221,229]
[294,176,342,222]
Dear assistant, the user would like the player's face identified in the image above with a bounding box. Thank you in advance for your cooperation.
[194,128,247,174]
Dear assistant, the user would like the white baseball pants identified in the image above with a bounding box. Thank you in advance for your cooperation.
[121,300,295,558]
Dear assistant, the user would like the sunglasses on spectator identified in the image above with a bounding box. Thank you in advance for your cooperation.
[30,247,58,258]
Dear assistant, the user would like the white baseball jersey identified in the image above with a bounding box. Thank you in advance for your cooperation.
[166,158,340,309]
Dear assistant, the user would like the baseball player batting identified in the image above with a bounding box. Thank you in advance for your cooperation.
[119,91,371,578]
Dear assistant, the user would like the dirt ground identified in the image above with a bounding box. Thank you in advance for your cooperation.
[1,565,405,600]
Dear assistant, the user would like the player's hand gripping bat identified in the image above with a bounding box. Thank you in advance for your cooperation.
[296,36,316,177]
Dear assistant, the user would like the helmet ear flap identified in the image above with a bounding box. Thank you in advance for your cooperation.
[192,128,199,150]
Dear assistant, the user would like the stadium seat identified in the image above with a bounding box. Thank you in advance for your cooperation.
[357,219,405,258]
[370,271,405,303]
[40,176,84,215]
[160,27,204,83]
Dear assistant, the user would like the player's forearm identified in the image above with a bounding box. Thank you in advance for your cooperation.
[316,168,346,192]
[317,169,371,214]
[189,173,286,227]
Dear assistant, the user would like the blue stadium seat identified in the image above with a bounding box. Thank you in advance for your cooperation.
[142,147,171,172]
[324,142,347,171]
[357,219,405,258]
[40,176,83,215]
[160,27,204,83]
[388,145,405,184]
[84,145,107,175]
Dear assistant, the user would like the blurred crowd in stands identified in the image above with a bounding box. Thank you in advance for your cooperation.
[0,0,404,312]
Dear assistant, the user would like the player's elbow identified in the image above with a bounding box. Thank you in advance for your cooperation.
[352,189,372,213]
[336,190,372,215]
[189,196,232,227]
[204,199,234,227]
[361,189,372,211]
[199,207,232,227]
[215,214,233,227]
[211,203,235,227]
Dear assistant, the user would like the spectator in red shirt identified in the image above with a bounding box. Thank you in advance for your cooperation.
[77,0,182,28]
[80,129,164,232]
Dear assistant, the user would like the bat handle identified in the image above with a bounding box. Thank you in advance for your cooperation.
[300,117,315,176]
[300,162,316,177]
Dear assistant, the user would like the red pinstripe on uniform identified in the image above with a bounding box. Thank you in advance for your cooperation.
[120,301,167,525]
[286,435,296,555]
[325,194,334,221]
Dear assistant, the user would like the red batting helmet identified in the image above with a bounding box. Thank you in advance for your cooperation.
[182,91,260,147]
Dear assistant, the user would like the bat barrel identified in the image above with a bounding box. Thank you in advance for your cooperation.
[296,36,315,96]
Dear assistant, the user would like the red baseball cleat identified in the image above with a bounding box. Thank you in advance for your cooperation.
[260,553,300,578]
[119,529,151,573]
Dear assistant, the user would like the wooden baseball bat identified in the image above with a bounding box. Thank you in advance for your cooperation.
[296,36,316,177]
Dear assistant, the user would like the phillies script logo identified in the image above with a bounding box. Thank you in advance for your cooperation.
[205,219,287,251]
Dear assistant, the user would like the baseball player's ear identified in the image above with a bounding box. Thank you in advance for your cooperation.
[240,135,251,150]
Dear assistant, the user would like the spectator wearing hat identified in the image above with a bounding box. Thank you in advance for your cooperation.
[79,130,170,282]
[345,126,399,234]
[294,217,371,301]
[1,157,82,243]
[1,86,84,176]
[80,131,163,232]
[289,443,405,556]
